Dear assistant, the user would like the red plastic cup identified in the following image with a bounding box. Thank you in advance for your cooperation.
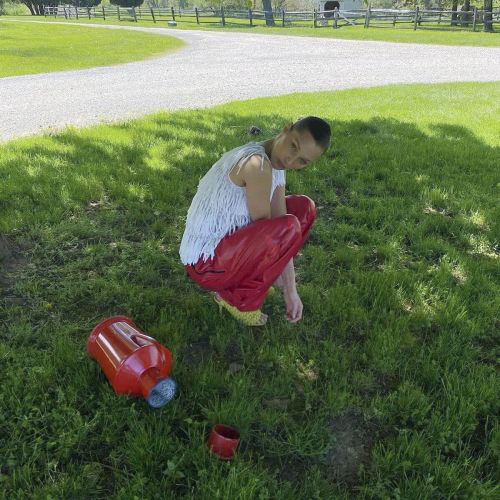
[208,424,240,460]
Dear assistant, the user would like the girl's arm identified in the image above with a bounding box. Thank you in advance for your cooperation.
[271,186,303,323]
[271,185,296,291]
[242,156,272,221]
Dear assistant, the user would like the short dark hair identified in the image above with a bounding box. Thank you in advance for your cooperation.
[292,116,331,150]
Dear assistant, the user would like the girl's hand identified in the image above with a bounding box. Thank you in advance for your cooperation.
[284,288,303,323]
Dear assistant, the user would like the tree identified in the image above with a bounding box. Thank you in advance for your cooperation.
[69,0,102,7]
[483,0,493,31]
[461,0,471,26]
[110,0,143,6]
[261,0,274,25]
[272,0,286,11]
[21,0,53,15]
[451,0,458,25]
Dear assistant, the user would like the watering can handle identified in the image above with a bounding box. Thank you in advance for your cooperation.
[130,334,152,347]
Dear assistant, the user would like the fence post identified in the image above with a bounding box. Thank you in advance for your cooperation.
[313,9,317,28]
[132,6,137,22]
[221,6,225,26]
[75,6,79,19]
[102,5,105,20]
[281,9,285,27]
[472,7,477,31]
[171,6,175,21]
[149,6,155,22]
[334,7,338,28]
[393,12,396,26]
[364,3,371,28]
[54,6,57,18]
[413,6,419,30]
[195,7,199,24]
[117,6,120,20]
[87,7,91,19]
[63,6,68,19]
[249,8,253,26]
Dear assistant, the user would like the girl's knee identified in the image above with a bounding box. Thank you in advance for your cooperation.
[266,214,300,241]
[286,194,315,214]
[285,195,316,226]
[262,215,300,257]
[282,214,301,238]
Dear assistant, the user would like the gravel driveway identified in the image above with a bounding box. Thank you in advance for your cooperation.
[1,20,499,142]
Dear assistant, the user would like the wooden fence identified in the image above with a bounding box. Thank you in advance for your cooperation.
[42,5,500,32]
[362,7,499,31]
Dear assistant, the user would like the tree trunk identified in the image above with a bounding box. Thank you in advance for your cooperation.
[463,0,470,25]
[483,0,493,31]
[451,0,458,25]
[22,1,36,14]
[262,0,275,26]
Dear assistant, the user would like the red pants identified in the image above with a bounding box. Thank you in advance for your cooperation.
[185,195,316,311]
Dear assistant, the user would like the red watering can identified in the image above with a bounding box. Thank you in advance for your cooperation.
[87,316,177,408]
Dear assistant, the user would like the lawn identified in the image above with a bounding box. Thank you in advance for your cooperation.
[0,82,499,498]
[4,16,500,47]
[0,21,184,78]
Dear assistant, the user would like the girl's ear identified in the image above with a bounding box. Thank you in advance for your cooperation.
[282,122,293,134]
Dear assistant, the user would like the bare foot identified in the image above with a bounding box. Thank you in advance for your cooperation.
[258,312,268,325]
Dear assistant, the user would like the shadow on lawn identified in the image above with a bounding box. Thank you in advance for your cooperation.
[0,111,499,495]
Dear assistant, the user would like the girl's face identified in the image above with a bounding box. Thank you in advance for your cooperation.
[270,124,325,171]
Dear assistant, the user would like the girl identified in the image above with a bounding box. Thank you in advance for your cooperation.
[180,116,331,326]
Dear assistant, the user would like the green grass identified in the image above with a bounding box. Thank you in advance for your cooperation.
[1,82,499,498]
[171,16,500,47]
[0,20,184,78]
[231,23,500,47]
[4,15,500,47]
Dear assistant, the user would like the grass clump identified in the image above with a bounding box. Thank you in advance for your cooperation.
[0,21,184,78]
[0,82,499,497]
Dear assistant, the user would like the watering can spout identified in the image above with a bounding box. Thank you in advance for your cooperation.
[138,368,177,408]
[146,377,178,409]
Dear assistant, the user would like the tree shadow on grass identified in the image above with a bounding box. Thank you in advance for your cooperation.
[0,111,498,497]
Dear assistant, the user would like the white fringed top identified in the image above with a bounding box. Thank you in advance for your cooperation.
[179,142,286,265]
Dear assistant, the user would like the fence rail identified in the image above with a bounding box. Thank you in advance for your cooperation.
[42,5,500,32]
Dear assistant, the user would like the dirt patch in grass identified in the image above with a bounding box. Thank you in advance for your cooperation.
[179,338,213,367]
[224,341,243,363]
[323,407,378,484]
